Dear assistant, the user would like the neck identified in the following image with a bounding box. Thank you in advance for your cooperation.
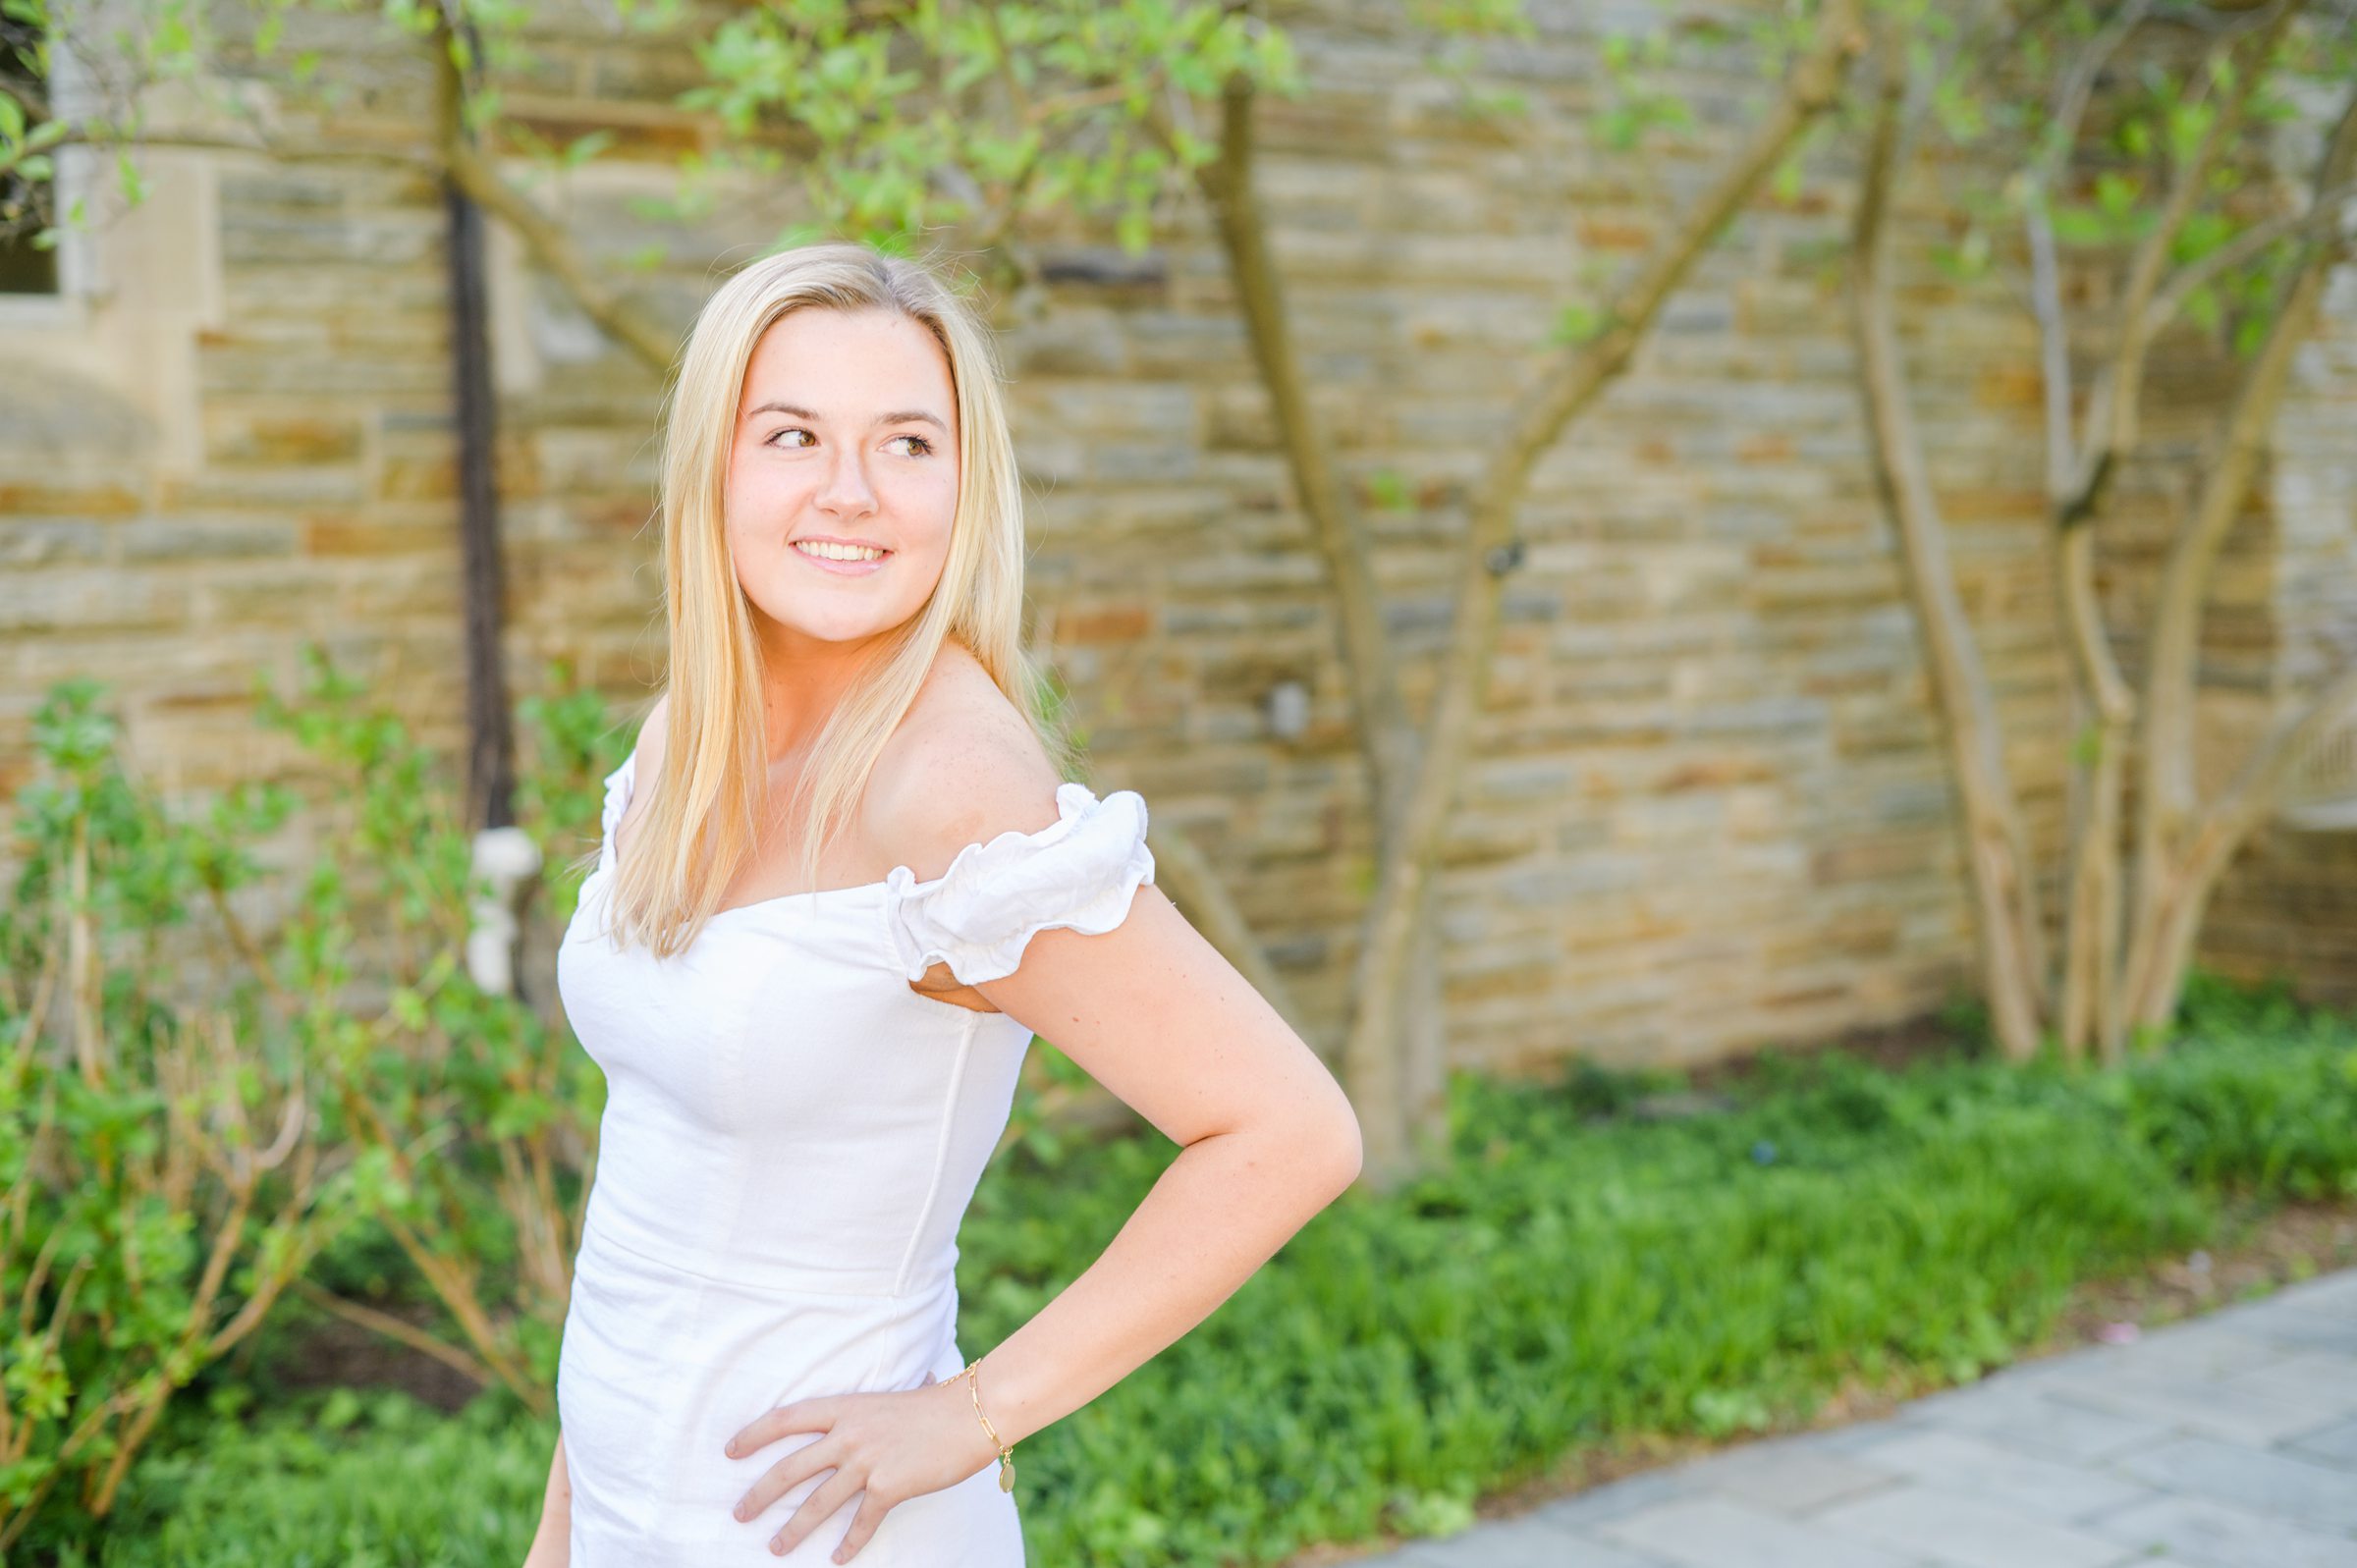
[752,618,900,764]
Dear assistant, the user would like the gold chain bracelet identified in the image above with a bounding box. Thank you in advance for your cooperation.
[934,1357,1015,1491]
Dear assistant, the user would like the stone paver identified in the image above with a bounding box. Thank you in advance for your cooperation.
[2111,1433,2357,1533]
[1893,1378,2174,1462]
[2292,1416,2357,1466]
[2084,1493,2357,1568]
[1598,1495,1924,1568]
[1342,1266,2357,1567]
[1829,1428,2148,1522]
[1812,1482,2130,1568]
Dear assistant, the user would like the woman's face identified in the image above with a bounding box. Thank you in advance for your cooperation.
[724,306,961,655]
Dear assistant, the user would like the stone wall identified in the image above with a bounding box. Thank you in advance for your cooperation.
[2202,248,2357,1009]
[2,0,2350,1070]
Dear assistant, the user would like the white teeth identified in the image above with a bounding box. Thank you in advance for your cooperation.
[795,540,887,562]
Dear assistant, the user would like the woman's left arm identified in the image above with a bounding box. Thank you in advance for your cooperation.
[946,879,1365,1450]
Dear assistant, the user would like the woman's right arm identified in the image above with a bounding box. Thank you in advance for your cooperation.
[522,1431,572,1567]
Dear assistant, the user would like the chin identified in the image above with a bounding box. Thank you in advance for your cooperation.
[759,598,920,647]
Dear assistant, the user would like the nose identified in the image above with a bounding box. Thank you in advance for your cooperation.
[813,444,879,522]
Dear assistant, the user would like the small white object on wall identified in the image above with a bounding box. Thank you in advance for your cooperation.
[466,826,544,996]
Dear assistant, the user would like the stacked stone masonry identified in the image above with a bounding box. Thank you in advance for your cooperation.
[1,0,2350,1070]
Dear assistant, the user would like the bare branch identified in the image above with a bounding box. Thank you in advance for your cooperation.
[289,1277,500,1390]
[10,121,439,179]
[1162,74,1419,852]
[2145,178,2357,333]
[2026,0,2153,499]
[1339,0,1872,1153]
[1848,31,2053,1058]
[440,139,683,377]
[2102,0,2302,467]
[2139,83,2357,852]
[2190,662,2357,890]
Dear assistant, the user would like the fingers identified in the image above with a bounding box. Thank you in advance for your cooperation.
[769,1467,869,1559]
[728,1398,835,1459]
[735,1434,839,1526]
[828,1489,897,1563]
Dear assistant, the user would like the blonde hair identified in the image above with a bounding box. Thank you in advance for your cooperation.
[601,241,1068,959]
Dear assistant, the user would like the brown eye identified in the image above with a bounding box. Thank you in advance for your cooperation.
[767,428,814,449]
[887,435,934,457]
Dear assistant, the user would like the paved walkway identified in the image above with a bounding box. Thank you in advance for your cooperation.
[1355,1267,2357,1568]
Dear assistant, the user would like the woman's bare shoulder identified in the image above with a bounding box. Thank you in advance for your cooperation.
[864,643,1064,881]
[631,690,672,781]
[613,692,669,858]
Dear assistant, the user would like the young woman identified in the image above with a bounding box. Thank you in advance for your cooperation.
[524,242,1363,1566]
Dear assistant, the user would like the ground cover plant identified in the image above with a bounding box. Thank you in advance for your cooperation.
[58,974,2357,1566]
[0,667,615,1552]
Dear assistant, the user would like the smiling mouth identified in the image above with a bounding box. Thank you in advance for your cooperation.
[792,540,892,564]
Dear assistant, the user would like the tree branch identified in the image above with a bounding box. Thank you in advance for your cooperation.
[440,138,683,376]
[2026,0,2151,505]
[2145,178,2357,334]
[19,121,440,176]
[2138,84,2357,856]
[2189,661,2357,891]
[2098,0,2300,475]
[1846,27,2053,1059]
[290,1277,500,1390]
[1340,0,1870,1148]
[1153,77,1419,847]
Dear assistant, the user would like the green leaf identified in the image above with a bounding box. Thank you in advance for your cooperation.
[563,130,616,169]
[1551,299,1604,346]
[2094,171,2141,217]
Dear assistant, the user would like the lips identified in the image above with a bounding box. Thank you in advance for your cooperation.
[790,537,893,576]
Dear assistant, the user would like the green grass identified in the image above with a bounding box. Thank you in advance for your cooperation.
[67,977,2357,1566]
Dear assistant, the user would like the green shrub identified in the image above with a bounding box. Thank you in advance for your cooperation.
[0,657,620,1555]
[0,680,359,1552]
[246,649,615,1417]
[56,1388,547,1568]
[76,981,2357,1567]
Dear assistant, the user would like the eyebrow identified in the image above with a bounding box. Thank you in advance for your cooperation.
[743,401,950,435]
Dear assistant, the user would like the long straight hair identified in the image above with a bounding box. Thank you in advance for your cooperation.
[602,242,1069,958]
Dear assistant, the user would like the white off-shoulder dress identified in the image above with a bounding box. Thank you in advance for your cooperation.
[553,748,1155,1566]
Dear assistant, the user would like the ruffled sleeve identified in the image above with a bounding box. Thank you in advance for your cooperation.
[883,782,1155,986]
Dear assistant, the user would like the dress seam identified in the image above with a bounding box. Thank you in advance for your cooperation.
[890,1007,978,1299]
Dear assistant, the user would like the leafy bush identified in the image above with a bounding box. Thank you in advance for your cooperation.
[245,650,615,1417]
[0,680,358,1551]
[0,656,627,1554]
[76,981,2357,1567]
[54,1388,548,1568]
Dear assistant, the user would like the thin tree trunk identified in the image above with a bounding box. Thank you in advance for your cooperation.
[2024,0,2146,1063]
[2037,4,2298,1061]
[2124,89,2357,1037]
[1185,79,1420,842]
[433,24,517,837]
[2133,663,2357,1033]
[1184,4,1866,1178]
[1849,39,2049,1060]
[1400,883,1450,1171]
[1328,0,1869,1181]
